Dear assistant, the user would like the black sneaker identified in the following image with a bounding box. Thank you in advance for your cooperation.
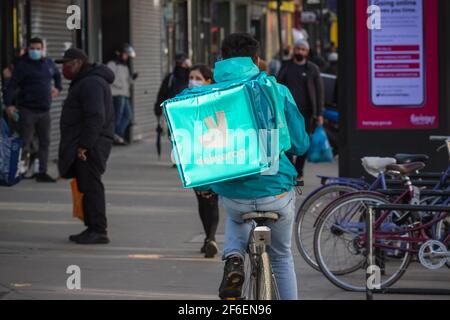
[75,231,110,245]
[218,255,245,299]
[35,172,56,183]
[204,240,218,258]
[69,228,90,242]
[200,241,207,254]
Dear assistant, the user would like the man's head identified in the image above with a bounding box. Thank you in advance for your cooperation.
[221,33,260,64]
[293,39,310,63]
[55,48,88,80]
[175,53,192,69]
[117,43,136,62]
[28,37,44,61]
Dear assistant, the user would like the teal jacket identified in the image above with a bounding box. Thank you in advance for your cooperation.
[196,57,310,199]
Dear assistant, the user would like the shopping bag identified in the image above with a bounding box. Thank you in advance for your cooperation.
[0,118,23,187]
[307,126,333,163]
[70,179,84,221]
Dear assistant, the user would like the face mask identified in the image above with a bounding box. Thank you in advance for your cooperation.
[29,49,42,61]
[294,54,305,62]
[189,79,204,88]
[63,64,77,80]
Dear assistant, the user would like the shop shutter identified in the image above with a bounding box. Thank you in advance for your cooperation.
[130,0,162,141]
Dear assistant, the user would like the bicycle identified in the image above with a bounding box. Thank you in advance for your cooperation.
[295,154,429,271]
[236,211,281,300]
[296,147,450,271]
[313,161,450,291]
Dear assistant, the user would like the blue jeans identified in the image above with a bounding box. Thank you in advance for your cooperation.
[113,96,133,138]
[220,190,298,300]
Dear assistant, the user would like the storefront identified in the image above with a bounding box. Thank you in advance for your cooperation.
[162,0,268,68]
[2,0,163,160]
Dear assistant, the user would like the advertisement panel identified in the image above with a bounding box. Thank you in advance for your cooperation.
[356,0,438,130]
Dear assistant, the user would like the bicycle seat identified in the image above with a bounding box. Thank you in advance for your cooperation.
[242,212,279,223]
[394,154,429,164]
[361,157,397,177]
[386,162,426,176]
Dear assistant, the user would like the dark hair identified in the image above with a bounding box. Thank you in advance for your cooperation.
[221,33,260,62]
[29,37,44,47]
[190,64,213,82]
[175,53,188,66]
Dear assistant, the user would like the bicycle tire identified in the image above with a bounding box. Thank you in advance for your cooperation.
[256,252,274,300]
[314,192,412,292]
[295,184,360,271]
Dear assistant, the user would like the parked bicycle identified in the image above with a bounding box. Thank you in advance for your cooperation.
[296,140,450,271]
[312,136,450,291]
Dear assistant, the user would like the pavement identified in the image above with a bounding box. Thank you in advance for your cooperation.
[0,139,449,300]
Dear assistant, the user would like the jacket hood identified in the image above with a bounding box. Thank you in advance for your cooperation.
[75,63,115,84]
[213,57,260,83]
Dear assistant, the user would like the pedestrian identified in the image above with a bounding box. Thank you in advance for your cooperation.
[56,48,115,245]
[187,64,220,258]
[277,38,325,181]
[195,33,309,300]
[154,53,191,118]
[107,43,138,146]
[3,37,62,182]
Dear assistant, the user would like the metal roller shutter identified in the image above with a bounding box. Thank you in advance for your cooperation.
[130,0,162,141]
[30,0,75,161]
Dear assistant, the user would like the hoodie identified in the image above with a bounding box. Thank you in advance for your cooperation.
[106,59,133,97]
[58,63,115,178]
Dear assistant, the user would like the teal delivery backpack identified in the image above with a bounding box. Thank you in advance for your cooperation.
[163,66,291,188]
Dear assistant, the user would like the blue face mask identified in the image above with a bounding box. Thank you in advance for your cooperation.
[29,49,43,60]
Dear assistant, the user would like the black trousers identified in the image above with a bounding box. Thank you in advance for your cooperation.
[18,108,51,173]
[74,158,107,234]
[195,192,219,242]
[289,109,314,177]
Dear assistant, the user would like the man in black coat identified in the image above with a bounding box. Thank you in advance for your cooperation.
[153,53,191,117]
[57,48,115,244]
[277,39,325,180]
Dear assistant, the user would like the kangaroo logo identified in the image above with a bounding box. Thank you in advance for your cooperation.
[201,111,228,148]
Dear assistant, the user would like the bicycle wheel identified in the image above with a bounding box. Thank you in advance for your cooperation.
[295,184,360,271]
[256,252,275,300]
[314,193,412,292]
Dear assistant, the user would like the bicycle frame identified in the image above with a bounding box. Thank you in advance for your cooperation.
[359,211,450,255]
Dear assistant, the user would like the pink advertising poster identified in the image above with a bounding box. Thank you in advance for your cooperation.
[356,0,439,130]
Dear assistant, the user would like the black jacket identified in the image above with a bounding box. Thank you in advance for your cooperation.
[154,66,189,117]
[58,64,115,178]
[3,56,62,111]
[277,60,325,118]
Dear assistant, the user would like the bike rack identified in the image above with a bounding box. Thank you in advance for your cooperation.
[366,203,450,300]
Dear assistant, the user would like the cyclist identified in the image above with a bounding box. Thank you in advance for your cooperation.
[197,33,310,300]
